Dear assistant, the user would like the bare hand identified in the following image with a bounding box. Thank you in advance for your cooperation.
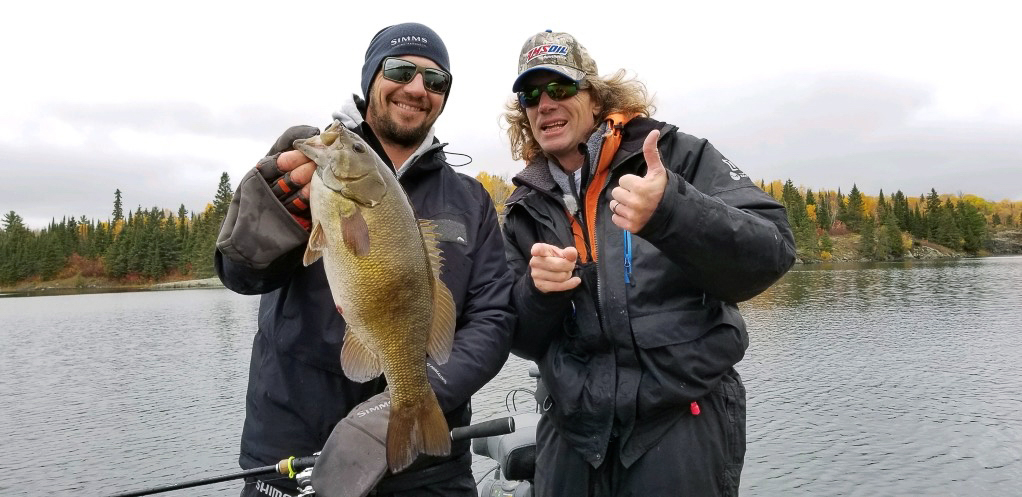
[529,243,581,293]
[610,129,667,232]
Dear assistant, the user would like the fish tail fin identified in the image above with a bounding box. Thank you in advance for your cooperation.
[386,390,451,473]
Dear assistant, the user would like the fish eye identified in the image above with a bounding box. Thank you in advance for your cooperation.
[353,143,366,153]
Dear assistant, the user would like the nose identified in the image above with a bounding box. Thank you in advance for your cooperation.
[537,91,557,112]
[402,73,428,96]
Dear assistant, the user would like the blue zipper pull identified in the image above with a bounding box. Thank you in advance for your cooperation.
[623,230,634,286]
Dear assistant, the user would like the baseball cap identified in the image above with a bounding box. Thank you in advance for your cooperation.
[511,30,598,91]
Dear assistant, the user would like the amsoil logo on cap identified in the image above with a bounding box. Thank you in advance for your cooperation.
[526,44,569,62]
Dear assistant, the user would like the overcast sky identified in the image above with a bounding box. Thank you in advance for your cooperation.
[3,0,1020,230]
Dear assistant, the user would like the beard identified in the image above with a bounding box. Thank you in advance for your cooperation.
[367,87,439,148]
[373,112,433,147]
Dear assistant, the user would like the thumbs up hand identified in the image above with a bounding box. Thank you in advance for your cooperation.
[610,129,668,232]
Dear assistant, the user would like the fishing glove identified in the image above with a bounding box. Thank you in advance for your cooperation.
[256,125,320,230]
[312,391,391,497]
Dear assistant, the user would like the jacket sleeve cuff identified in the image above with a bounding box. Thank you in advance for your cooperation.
[636,169,692,243]
[215,168,310,270]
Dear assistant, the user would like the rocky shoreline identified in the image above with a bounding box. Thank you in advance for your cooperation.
[149,277,225,290]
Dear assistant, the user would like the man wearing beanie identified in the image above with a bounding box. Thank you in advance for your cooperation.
[215,22,513,497]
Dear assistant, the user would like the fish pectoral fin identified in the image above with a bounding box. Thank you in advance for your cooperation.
[340,326,382,382]
[342,207,371,257]
[420,219,456,364]
[303,222,325,266]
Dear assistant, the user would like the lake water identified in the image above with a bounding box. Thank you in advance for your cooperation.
[1,256,1020,496]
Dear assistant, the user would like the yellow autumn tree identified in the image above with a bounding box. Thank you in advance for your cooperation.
[476,172,514,218]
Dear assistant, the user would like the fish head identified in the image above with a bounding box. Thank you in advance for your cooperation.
[294,120,388,207]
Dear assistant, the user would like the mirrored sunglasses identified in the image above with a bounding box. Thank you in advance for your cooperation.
[381,57,452,94]
[517,81,580,108]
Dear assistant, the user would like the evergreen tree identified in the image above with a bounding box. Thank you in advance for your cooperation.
[876,189,888,220]
[37,235,66,279]
[880,210,905,258]
[835,188,846,225]
[910,202,926,239]
[3,211,26,232]
[1,211,33,284]
[818,232,834,258]
[859,215,878,258]
[113,189,124,223]
[892,190,910,231]
[842,184,865,231]
[935,198,961,249]
[781,180,818,259]
[925,189,942,239]
[816,191,832,231]
[957,199,986,253]
[214,172,233,219]
[177,204,189,247]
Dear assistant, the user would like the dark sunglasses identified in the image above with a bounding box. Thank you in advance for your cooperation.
[381,57,452,94]
[517,81,580,108]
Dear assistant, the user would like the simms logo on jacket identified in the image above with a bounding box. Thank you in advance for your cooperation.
[391,36,427,46]
[356,399,391,417]
[526,44,569,62]
[254,480,294,497]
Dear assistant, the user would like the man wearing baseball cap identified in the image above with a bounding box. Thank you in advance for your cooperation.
[216,22,514,497]
[501,30,796,496]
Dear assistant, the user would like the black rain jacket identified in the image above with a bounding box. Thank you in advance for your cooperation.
[502,117,796,468]
[215,114,514,485]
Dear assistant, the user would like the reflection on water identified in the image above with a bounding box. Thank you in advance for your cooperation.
[1,257,1020,496]
[739,257,1022,496]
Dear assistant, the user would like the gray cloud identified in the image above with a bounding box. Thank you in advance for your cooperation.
[2,100,337,229]
[664,73,1022,200]
[41,100,310,141]
[4,72,1020,231]
[3,142,228,229]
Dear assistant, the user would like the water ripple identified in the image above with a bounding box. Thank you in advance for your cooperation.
[1,257,1020,495]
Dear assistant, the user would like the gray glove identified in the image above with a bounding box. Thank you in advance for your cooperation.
[256,125,321,221]
[311,391,391,497]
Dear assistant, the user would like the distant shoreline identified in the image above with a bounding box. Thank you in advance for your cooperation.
[0,276,225,295]
[149,277,225,290]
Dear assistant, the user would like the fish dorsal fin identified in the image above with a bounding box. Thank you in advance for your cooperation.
[340,325,383,382]
[303,222,325,266]
[419,220,456,364]
[342,207,371,257]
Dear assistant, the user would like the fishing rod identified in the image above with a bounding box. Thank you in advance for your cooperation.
[106,456,315,497]
[107,416,516,497]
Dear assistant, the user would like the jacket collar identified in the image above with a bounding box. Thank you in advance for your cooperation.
[508,155,558,206]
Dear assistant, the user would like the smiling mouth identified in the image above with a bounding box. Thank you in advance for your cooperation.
[541,121,566,132]
[393,101,427,113]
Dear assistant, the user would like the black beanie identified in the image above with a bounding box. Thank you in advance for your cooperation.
[361,23,451,100]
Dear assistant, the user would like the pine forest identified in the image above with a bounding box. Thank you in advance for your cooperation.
[2,172,1021,289]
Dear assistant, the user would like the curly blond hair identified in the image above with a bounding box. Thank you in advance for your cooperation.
[502,69,656,163]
